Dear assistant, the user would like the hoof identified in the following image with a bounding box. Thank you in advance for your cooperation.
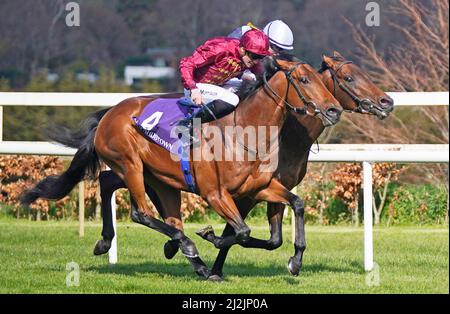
[195,267,211,279]
[207,274,224,282]
[287,257,301,276]
[180,239,199,258]
[164,240,180,260]
[93,239,111,256]
[130,210,141,223]
[196,225,214,240]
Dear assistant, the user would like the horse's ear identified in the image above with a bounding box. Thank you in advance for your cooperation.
[266,56,280,72]
[332,51,345,61]
[322,55,335,68]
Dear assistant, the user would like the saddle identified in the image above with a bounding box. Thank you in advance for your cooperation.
[132,97,200,192]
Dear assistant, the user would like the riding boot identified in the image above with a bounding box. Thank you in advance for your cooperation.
[177,99,236,143]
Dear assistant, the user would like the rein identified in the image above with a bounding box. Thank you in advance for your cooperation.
[262,62,333,123]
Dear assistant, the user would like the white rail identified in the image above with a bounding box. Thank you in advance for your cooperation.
[0,92,448,107]
[1,142,448,162]
[0,92,448,270]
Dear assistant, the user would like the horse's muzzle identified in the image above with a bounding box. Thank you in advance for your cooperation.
[379,95,394,111]
[323,105,342,126]
[373,96,395,120]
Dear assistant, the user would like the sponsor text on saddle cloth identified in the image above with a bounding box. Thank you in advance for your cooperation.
[132,97,200,192]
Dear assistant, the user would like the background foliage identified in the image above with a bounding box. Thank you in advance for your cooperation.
[1,155,447,225]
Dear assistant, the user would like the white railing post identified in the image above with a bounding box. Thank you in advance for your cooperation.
[291,187,297,244]
[363,161,374,271]
[0,105,3,141]
[78,181,85,238]
[108,189,118,264]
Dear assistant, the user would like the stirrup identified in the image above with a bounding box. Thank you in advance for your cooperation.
[176,118,200,147]
[176,117,193,128]
[188,129,201,147]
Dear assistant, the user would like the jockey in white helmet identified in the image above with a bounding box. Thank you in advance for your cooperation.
[224,20,295,92]
[263,20,294,53]
[228,20,294,54]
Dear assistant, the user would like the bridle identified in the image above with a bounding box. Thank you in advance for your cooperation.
[324,61,382,114]
[262,61,337,125]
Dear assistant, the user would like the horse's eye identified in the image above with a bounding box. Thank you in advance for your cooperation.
[299,77,310,84]
[344,76,354,83]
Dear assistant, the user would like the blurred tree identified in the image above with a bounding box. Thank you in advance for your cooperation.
[24,72,54,92]
[91,67,131,92]
[338,0,449,216]
[0,78,11,92]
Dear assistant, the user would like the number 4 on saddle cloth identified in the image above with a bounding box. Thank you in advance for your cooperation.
[132,97,201,192]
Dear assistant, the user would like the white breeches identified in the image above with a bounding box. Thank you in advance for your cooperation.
[184,83,240,107]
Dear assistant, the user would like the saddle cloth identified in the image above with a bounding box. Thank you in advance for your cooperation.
[132,98,200,154]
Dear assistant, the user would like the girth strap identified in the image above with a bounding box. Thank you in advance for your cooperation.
[179,141,196,193]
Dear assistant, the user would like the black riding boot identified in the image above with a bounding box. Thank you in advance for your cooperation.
[177,99,236,142]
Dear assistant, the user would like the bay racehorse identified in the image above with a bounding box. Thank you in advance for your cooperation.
[97,51,393,280]
[21,58,342,278]
[202,51,394,280]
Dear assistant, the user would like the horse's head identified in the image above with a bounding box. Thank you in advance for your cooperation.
[265,57,343,127]
[320,51,394,120]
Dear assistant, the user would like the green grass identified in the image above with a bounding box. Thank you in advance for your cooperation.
[0,219,448,294]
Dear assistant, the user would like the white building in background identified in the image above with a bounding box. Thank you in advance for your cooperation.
[124,48,177,86]
[76,72,98,83]
[124,66,175,85]
[46,72,98,83]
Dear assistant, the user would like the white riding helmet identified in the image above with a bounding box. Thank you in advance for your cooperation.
[263,20,294,51]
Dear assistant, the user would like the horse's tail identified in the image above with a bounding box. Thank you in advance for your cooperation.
[20,108,111,207]
[46,108,111,149]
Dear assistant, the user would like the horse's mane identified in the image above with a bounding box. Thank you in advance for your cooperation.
[236,53,302,101]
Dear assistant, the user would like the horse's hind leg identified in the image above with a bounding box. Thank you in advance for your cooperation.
[119,164,209,278]
[93,169,181,259]
[94,170,167,254]
[131,186,181,260]
[93,171,127,255]
[144,179,209,278]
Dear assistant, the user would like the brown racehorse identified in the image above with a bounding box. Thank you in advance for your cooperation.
[21,58,342,278]
[202,51,394,280]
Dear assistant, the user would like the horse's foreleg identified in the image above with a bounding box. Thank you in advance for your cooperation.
[254,179,306,276]
[288,195,306,276]
[202,190,252,249]
[208,202,285,280]
[200,203,284,250]
[209,224,234,280]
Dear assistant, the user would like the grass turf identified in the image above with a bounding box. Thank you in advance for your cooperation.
[0,219,448,294]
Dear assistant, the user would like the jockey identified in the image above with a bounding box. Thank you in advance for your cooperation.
[177,29,271,130]
[225,20,295,91]
[229,20,294,55]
